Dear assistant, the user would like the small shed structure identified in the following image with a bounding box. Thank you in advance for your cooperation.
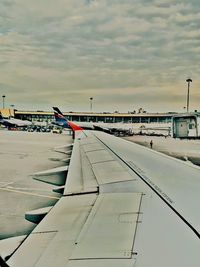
[172,113,200,138]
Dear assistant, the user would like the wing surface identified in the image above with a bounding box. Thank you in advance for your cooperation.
[5,131,200,267]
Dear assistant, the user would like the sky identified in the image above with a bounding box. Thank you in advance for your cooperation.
[0,0,200,113]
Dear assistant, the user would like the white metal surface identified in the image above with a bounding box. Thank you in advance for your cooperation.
[94,131,200,234]
[8,195,97,267]
[92,160,133,184]
[33,166,68,186]
[64,134,137,195]
[0,235,26,261]
[64,141,98,195]
[54,144,73,153]
[70,193,141,259]
[33,165,68,175]
[86,149,113,164]
[82,142,104,152]
[25,206,53,224]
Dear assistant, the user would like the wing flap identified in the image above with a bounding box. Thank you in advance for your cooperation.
[64,133,137,195]
[92,160,133,184]
[64,140,98,195]
[8,193,140,266]
[70,193,142,260]
[86,149,114,164]
[7,194,97,267]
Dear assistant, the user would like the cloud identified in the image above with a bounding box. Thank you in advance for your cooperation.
[0,0,200,112]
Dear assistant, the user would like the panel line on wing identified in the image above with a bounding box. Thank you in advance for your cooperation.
[95,133,200,239]
[77,135,138,187]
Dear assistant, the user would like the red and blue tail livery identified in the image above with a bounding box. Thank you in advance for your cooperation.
[53,107,68,127]
[53,107,83,131]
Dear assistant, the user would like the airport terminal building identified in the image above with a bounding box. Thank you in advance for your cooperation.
[12,110,174,124]
[2,108,200,137]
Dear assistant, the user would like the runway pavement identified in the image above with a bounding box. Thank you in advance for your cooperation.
[0,131,72,239]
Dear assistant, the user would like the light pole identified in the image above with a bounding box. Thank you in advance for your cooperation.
[90,97,93,112]
[2,95,5,109]
[186,78,192,112]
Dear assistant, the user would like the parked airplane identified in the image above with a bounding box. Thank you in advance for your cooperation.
[0,119,199,266]
[53,107,93,130]
[53,107,133,136]
[0,113,32,128]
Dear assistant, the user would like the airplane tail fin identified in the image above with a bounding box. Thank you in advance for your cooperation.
[52,107,64,116]
[53,107,66,122]
[52,107,83,132]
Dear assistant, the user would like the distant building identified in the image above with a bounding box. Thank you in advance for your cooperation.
[6,109,177,125]
[172,113,200,138]
[0,108,15,118]
[0,108,184,126]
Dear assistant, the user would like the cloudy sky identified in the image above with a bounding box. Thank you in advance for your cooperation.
[0,0,200,112]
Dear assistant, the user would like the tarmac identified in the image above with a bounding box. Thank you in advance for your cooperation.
[124,135,200,166]
[0,130,72,239]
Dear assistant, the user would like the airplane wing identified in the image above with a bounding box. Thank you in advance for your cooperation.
[2,130,200,267]
[0,116,32,128]
[0,113,15,128]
